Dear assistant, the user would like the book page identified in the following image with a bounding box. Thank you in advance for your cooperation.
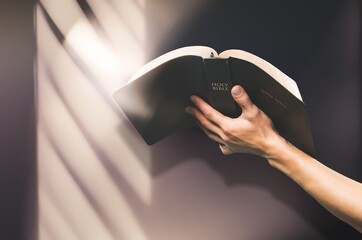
[129,46,217,83]
[220,50,303,102]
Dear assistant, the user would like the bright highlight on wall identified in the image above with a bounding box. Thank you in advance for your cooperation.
[37,0,212,239]
[37,0,151,239]
[36,1,361,239]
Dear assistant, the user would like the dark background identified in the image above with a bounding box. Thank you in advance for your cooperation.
[0,0,36,239]
[0,0,360,239]
[150,0,361,239]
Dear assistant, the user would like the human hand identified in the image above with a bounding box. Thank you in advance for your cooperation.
[185,85,283,158]
[188,87,362,233]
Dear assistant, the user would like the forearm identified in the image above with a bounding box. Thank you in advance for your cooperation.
[266,134,362,232]
[188,86,362,232]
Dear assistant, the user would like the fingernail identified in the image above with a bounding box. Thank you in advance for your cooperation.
[185,106,191,114]
[190,96,196,103]
[231,86,243,96]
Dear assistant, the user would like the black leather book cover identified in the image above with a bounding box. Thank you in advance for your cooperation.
[113,56,316,157]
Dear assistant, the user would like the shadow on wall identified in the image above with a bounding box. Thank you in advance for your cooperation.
[36,0,360,239]
[114,1,361,240]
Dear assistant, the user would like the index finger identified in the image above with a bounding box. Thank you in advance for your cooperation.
[190,95,229,127]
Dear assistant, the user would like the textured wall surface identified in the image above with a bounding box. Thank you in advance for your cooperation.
[36,1,361,240]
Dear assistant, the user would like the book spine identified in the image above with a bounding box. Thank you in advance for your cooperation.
[203,58,238,118]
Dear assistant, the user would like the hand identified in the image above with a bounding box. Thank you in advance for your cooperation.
[185,85,283,158]
[187,86,362,232]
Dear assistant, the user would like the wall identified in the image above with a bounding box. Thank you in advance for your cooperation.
[36,0,361,240]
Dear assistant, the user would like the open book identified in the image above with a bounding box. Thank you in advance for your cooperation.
[113,46,315,156]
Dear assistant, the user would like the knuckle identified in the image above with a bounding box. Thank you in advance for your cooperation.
[239,95,250,106]
[204,109,213,119]
[221,134,230,142]
[251,107,260,117]
[222,148,232,155]
[199,119,209,128]
[221,124,234,136]
[246,106,260,119]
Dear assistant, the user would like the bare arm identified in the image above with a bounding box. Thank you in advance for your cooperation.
[185,85,362,232]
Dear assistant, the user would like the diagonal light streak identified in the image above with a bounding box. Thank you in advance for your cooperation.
[38,3,124,116]
[37,0,212,239]
[38,121,115,240]
[37,8,152,199]
[38,188,82,240]
[42,59,150,212]
[38,59,150,239]
[86,0,145,48]
[81,0,146,72]
[41,124,122,239]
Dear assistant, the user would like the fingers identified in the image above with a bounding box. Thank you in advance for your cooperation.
[185,86,270,157]
[186,106,231,154]
[231,85,257,117]
[185,106,225,138]
[219,143,232,155]
[201,126,236,156]
[200,127,225,144]
[190,95,228,127]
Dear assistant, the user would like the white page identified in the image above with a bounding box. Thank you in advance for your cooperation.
[220,49,302,101]
[128,46,303,102]
[128,46,216,83]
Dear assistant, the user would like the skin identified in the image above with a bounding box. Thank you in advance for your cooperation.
[185,85,362,233]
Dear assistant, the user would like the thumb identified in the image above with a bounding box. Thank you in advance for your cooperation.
[231,85,254,113]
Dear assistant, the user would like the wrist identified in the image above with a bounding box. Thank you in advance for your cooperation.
[262,130,285,159]
[263,132,298,174]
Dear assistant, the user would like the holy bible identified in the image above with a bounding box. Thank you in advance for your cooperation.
[113,46,316,157]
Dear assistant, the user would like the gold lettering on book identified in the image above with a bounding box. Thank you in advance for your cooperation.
[260,89,287,109]
[211,82,229,91]
[261,89,273,98]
